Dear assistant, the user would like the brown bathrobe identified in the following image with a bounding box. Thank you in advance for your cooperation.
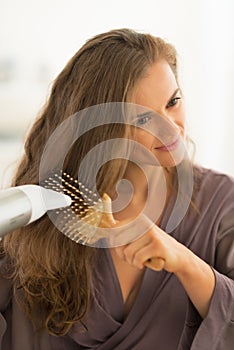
[0,166,234,349]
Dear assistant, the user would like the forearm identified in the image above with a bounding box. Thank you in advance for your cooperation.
[113,218,216,319]
[175,245,216,319]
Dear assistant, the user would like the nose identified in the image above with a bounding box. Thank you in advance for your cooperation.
[151,111,180,142]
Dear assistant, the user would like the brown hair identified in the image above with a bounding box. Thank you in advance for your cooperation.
[1,28,178,335]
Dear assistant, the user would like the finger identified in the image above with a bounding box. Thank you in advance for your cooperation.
[122,223,164,263]
[129,243,164,270]
[123,236,152,266]
[113,246,127,261]
[109,213,154,247]
[144,257,165,271]
[99,193,116,227]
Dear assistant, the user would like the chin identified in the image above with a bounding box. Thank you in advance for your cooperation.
[156,137,186,168]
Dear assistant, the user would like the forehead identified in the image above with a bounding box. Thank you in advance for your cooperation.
[132,60,178,108]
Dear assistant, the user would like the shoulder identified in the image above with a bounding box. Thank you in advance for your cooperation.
[193,165,234,191]
[192,165,234,212]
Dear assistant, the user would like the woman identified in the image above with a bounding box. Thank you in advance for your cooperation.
[0,28,234,349]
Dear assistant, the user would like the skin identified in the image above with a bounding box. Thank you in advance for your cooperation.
[109,60,215,319]
[130,59,186,168]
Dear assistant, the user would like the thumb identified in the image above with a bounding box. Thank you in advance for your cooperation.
[99,193,116,227]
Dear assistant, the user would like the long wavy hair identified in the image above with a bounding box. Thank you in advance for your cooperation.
[1,28,179,336]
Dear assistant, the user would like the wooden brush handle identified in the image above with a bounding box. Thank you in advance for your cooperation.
[144,257,165,271]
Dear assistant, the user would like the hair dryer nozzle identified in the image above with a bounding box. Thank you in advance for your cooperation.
[0,185,72,237]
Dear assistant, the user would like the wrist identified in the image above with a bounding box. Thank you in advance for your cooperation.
[173,245,215,318]
[166,240,193,275]
[173,242,197,276]
[175,246,215,286]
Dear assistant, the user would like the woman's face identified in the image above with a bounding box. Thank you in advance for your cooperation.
[130,60,186,168]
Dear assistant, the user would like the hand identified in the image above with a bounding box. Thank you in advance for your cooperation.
[112,214,187,273]
[98,195,187,273]
[99,196,215,318]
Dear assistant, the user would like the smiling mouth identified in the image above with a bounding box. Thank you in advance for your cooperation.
[155,137,180,152]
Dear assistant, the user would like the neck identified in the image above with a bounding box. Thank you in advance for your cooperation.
[123,162,170,198]
[112,163,172,223]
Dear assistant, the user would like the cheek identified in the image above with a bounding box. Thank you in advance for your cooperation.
[135,131,155,149]
[177,104,186,126]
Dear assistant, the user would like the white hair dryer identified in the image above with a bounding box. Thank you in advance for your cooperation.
[0,185,71,238]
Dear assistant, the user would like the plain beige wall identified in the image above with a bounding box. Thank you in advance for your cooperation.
[0,0,234,187]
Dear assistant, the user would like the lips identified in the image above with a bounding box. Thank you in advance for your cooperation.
[155,137,180,152]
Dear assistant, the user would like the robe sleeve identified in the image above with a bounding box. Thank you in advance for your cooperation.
[179,210,234,350]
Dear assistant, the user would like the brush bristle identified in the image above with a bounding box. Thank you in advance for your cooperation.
[41,172,110,245]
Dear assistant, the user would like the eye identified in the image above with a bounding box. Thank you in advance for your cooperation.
[166,96,181,108]
[135,114,152,126]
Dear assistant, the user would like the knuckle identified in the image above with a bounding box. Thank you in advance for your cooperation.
[123,245,134,258]
[115,247,125,260]
[133,251,144,268]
